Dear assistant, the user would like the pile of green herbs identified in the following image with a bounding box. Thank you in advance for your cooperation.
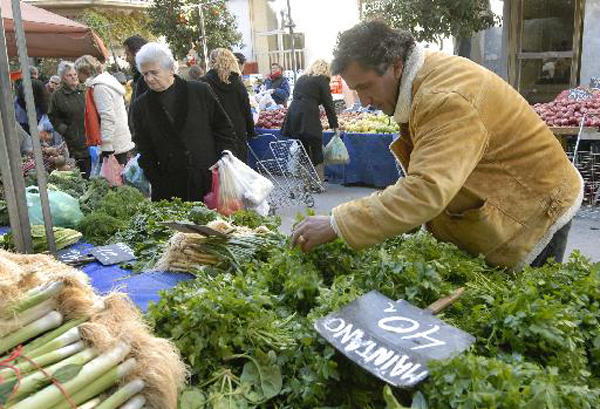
[147,230,600,409]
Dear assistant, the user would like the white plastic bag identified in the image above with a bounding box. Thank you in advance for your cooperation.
[324,132,350,165]
[287,140,302,176]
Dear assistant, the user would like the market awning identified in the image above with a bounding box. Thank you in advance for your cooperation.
[1,0,109,61]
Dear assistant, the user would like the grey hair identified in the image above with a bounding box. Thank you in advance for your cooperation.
[28,66,38,77]
[74,55,103,78]
[57,61,75,79]
[332,20,416,76]
[136,42,177,72]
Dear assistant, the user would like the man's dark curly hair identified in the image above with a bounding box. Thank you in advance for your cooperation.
[332,20,416,76]
[123,35,148,55]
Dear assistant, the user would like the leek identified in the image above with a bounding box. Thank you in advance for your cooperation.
[78,398,102,409]
[26,326,81,359]
[0,311,62,355]
[0,298,56,336]
[2,282,64,318]
[118,395,146,409]
[10,342,131,409]
[21,318,87,354]
[96,379,144,409]
[0,341,85,380]
[47,358,136,409]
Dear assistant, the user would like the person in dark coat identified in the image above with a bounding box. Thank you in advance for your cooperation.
[200,48,256,163]
[131,42,238,202]
[282,59,339,183]
[263,62,290,106]
[123,35,150,102]
[48,61,91,178]
[17,66,48,133]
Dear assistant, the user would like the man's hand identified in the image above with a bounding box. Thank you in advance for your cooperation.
[291,215,338,252]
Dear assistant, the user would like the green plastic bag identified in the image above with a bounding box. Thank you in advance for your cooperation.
[26,185,84,228]
[323,132,350,165]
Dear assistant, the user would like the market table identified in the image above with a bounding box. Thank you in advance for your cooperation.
[0,227,194,312]
[249,128,400,188]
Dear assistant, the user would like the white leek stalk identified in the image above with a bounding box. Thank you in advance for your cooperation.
[26,326,81,359]
[10,342,131,409]
[3,282,64,318]
[10,347,97,402]
[118,395,146,409]
[0,298,56,337]
[48,358,137,409]
[96,379,145,409]
[78,398,103,409]
[0,341,85,380]
[0,311,63,355]
[22,318,87,354]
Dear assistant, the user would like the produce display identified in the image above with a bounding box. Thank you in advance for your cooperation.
[146,221,600,408]
[322,111,400,134]
[532,87,600,128]
[0,250,186,409]
[0,225,81,253]
[255,108,287,129]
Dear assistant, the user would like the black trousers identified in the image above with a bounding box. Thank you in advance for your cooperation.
[530,220,573,267]
[75,157,92,180]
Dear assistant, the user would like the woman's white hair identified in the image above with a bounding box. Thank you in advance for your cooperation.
[57,61,75,79]
[136,42,177,72]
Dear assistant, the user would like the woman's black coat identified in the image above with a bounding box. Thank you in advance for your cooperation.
[200,69,256,162]
[281,74,338,141]
[131,76,237,202]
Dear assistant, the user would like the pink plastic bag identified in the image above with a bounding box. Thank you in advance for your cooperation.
[203,168,220,210]
[100,154,123,187]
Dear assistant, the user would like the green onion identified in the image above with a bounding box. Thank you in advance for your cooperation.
[21,318,87,354]
[0,311,63,355]
[96,379,144,409]
[119,395,146,409]
[10,342,131,409]
[0,298,56,336]
[0,341,85,380]
[48,358,136,409]
[2,282,64,318]
[10,347,97,402]
[26,326,81,359]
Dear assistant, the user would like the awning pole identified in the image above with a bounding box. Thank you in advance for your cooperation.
[10,0,56,254]
[0,3,33,253]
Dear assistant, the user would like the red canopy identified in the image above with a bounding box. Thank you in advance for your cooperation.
[1,0,109,61]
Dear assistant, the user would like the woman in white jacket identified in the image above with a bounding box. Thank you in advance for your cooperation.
[74,55,135,165]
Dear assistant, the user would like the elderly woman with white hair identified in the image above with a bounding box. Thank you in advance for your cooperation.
[130,42,237,202]
[281,59,339,184]
[74,54,135,165]
[48,61,91,177]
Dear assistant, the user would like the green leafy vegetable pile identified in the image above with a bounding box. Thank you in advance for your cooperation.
[147,231,600,408]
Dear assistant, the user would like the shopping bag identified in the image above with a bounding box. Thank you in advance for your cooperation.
[223,152,274,207]
[287,140,302,176]
[100,154,123,187]
[324,132,350,165]
[217,155,244,216]
[122,154,150,196]
[203,168,220,210]
[26,185,84,228]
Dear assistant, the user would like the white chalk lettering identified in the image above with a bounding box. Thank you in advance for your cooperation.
[400,363,429,384]
[379,354,400,371]
[345,330,367,352]
[364,347,395,366]
[402,325,446,350]
[378,316,420,334]
[389,355,413,377]
[384,302,397,313]
[332,323,364,345]
[324,317,345,332]
[355,340,377,359]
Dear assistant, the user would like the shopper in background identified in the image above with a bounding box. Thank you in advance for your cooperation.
[123,35,149,102]
[48,61,91,178]
[75,55,135,165]
[187,65,204,81]
[263,62,290,106]
[234,52,246,74]
[16,66,48,133]
[46,76,61,95]
[201,48,256,162]
[131,43,237,202]
[282,59,338,184]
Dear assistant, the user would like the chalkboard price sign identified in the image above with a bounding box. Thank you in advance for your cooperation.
[314,291,475,388]
[90,243,135,266]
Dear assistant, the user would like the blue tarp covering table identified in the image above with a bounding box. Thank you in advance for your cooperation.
[249,128,400,188]
[0,227,193,312]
